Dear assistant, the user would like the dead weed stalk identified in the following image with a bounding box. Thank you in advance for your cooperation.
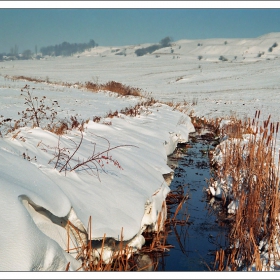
[39,130,136,180]
[65,184,189,271]
[210,110,280,271]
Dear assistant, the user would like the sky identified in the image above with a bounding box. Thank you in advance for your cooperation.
[1,2,280,54]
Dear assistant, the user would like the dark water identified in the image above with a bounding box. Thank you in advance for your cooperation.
[158,138,228,271]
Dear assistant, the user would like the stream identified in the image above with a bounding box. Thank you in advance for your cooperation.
[157,133,229,271]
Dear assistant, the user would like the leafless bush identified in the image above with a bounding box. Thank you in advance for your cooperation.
[19,84,59,128]
[40,130,137,180]
[0,85,61,135]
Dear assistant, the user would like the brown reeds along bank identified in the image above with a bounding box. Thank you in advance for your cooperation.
[64,188,188,272]
[209,111,280,271]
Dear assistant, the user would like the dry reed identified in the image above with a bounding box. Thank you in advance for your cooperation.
[210,110,280,271]
[64,184,189,271]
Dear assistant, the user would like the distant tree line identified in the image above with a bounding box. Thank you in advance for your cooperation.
[40,39,97,56]
[0,39,98,61]
[135,37,172,56]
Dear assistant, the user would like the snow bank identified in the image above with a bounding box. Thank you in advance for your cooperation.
[0,86,194,270]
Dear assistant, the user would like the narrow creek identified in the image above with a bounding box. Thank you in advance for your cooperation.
[157,131,229,271]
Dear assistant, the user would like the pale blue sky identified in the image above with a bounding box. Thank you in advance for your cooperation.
[1,2,280,53]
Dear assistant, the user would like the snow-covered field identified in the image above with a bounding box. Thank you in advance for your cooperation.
[1,32,280,273]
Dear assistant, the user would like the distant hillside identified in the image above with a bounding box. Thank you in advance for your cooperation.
[1,32,280,63]
[79,32,280,62]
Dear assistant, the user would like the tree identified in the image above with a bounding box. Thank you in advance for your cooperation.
[22,49,32,60]
[88,39,96,48]
[14,44,18,56]
[160,36,172,47]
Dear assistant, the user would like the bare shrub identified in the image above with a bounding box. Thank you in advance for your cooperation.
[19,84,59,128]
[219,55,228,62]
[40,130,136,180]
[93,116,101,123]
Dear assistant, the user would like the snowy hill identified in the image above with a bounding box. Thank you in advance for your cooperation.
[77,32,280,61]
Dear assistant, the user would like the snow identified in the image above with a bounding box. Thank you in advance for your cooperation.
[1,32,280,272]
[0,78,194,270]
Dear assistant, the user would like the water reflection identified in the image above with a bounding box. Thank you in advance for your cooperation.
[156,137,229,271]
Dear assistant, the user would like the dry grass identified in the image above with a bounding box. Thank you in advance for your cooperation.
[210,110,280,271]
[64,185,189,271]
[65,219,138,272]
[190,115,221,136]
[85,81,142,97]
[6,75,143,97]
[101,97,158,120]
[49,122,69,135]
